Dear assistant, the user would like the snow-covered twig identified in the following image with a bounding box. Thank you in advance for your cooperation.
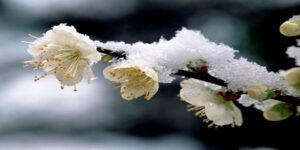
[97,47,300,106]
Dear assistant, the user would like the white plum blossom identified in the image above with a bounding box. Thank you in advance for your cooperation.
[24,24,101,90]
[180,79,243,127]
[103,64,159,100]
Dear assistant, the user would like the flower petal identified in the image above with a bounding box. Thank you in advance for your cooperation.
[27,38,49,56]
[180,79,219,106]
[103,65,135,83]
[54,60,86,86]
[104,64,159,100]
[205,101,242,126]
[139,66,159,82]
[121,81,146,100]
[145,81,159,100]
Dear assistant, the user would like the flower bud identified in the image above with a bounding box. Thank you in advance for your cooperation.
[101,54,114,63]
[282,67,300,90]
[187,59,207,72]
[263,102,294,121]
[247,84,274,100]
[297,106,300,115]
[280,21,300,37]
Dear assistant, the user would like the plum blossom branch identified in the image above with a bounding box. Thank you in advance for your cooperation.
[96,47,300,106]
[23,20,300,127]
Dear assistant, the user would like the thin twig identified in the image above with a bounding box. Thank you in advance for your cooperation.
[274,95,300,105]
[97,47,127,59]
[175,70,227,86]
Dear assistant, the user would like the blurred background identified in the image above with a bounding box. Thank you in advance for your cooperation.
[0,0,300,149]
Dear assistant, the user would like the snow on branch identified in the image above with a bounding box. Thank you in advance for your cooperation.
[95,28,285,91]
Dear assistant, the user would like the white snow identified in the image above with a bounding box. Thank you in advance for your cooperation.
[237,94,258,107]
[96,28,285,91]
[209,57,284,91]
[286,40,300,66]
[237,94,279,111]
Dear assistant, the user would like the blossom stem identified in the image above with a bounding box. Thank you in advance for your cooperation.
[96,47,300,105]
[175,70,227,86]
[97,47,127,59]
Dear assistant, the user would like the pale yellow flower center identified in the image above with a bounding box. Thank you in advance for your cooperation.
[121,70,154,99]
[56,48,82,78]
[24,45,84,91]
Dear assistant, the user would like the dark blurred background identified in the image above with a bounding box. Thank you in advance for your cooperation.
[0,0,300,149]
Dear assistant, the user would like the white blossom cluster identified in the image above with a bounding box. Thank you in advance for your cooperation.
[96,28,291,126]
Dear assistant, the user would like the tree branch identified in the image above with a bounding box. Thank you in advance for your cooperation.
[97,47,300,105]
[97,47,127,59]
[175,70,227,86]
